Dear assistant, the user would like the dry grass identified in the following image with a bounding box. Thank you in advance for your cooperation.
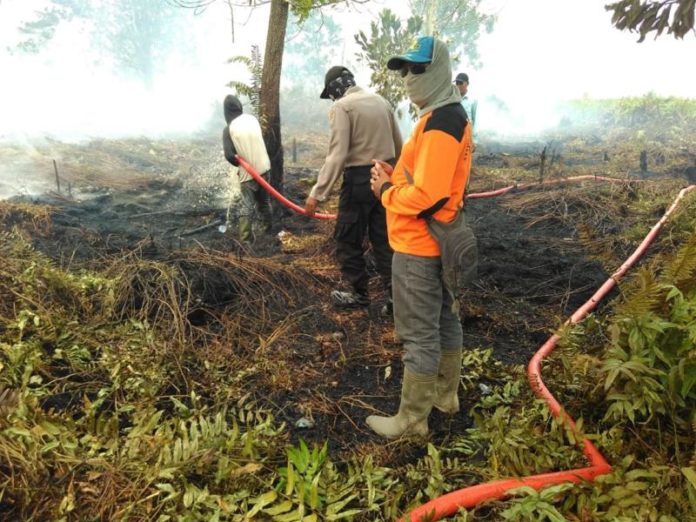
[0,202,52,235]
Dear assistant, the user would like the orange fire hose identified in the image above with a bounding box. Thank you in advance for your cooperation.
[236,154,693,519]
[235,155,336,220]
[399,184,695,522]
[236,155,640,219]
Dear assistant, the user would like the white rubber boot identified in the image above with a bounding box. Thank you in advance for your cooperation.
[366,370,436,439]
[433,351,462,414]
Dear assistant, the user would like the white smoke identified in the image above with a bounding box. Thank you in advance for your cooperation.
[472,0,696,137]
[0,1,245,142]
[0,0,694,143]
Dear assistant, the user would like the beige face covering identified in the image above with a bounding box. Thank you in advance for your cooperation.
[404,38,461,116]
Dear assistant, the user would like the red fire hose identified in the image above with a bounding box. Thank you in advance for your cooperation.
[236,155,640,219]
[399,185,695,522]
[237,154,693,519]
[235,156,336,220]
[465,174,642,199]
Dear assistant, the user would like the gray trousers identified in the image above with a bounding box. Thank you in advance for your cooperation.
[238,175,272,242]
[392,252,463,375]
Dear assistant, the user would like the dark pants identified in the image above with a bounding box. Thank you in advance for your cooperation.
[333,166,393,296]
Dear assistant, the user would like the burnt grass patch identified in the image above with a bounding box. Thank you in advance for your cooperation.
[1,136,682,463]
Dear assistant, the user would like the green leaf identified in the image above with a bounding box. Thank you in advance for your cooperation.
[264,500,294,516]
[155,483,179,502]
[5,427,32,438]
[39,420,62,435]
[682,467,696,490]
[326,494,358,516]
[247,491,278,518]
[157,468,178,480]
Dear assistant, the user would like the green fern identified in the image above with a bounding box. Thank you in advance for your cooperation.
[662,232,696,290]
[226,44,263,117]
[613,265,662,318]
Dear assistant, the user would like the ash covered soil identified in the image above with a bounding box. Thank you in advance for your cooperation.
[2,132,687,458]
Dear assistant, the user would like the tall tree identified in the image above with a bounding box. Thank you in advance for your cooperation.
[260,0,289,195]
[354,9,423,109]
[284,10,341,86]
[14,0,91,54]
[13,0,190,85]
[100,0,188,85]
[280,10,342,132]
[606,0,696,41]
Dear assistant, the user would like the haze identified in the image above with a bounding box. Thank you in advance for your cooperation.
[0,0,694,142]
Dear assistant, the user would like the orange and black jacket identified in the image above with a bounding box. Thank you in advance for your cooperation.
[380,102,472,256]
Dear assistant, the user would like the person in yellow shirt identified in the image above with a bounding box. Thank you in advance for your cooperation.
[367,36,474,439]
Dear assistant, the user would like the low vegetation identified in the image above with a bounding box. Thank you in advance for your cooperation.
[1,95,695,520]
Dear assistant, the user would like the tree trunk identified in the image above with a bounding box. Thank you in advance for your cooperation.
[260,0,288,209]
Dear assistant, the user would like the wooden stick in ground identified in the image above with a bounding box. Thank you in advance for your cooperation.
[539,146,547,184]
[53,159,61,193]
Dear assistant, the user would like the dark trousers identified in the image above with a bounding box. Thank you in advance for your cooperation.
[333,166,393,296]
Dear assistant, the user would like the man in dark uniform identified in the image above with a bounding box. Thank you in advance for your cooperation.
[305,66,403,309]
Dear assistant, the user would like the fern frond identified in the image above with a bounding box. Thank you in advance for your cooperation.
[614,265,662,318]
[662,232,696,291]
[227,55,253,66]
[225,45,263,116]
[226,81,255,98]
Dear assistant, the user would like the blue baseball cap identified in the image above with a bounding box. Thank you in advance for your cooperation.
[387,36,434,70]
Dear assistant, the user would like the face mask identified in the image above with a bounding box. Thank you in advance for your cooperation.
[405,69,432,109]
[327,74,356,101]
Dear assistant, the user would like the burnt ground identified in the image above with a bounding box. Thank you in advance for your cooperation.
[4,142,615,464]
[267,193,610,462]
[31,127,696,470]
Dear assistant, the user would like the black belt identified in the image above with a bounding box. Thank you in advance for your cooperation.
[344,164,373,173]
[344,158,395,173]
[344,159,395,183]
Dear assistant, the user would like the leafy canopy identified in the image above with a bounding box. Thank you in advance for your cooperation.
[606,0,696,41]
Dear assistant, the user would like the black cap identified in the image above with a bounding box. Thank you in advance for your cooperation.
[320,66,352,99]
[454,72,469,84]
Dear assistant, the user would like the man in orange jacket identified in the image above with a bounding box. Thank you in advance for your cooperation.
[367,36,473,439]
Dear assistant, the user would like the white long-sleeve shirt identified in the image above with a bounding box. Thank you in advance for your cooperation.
[227,113,271,183]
